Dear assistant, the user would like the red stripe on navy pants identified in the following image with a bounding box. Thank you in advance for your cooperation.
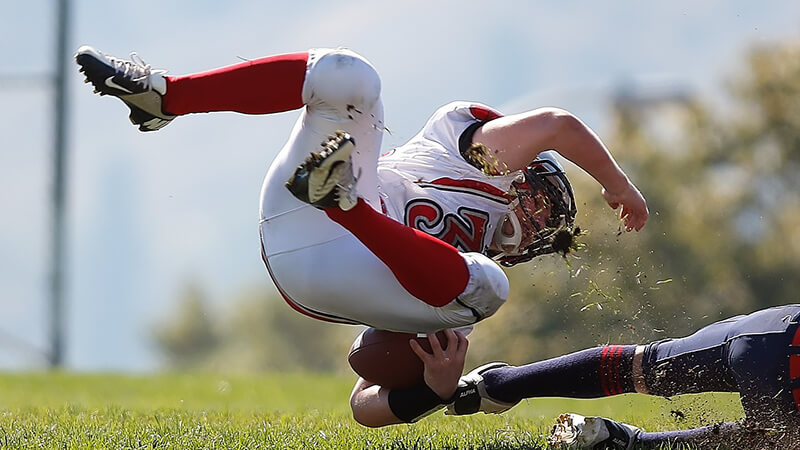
[325,199,469,307]
[163,52,309,115]
[790,326,800,411]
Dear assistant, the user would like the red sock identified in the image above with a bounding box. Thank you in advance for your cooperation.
[325,200,469,307]
[162,52,309,115]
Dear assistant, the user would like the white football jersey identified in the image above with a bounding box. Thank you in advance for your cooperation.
[377,101,519,254]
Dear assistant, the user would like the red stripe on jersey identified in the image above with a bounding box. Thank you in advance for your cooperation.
[428,177,510,200]
[469,105,502,122]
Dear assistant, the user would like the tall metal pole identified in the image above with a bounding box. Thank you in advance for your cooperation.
[49,0,70,368]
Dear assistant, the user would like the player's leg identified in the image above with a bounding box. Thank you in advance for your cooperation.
[725,306,800,426]
[324,200,470,307]
[563,305,800,449]
[447,345,638,415]
[634,423,746,448]
[76,45,310,131]
[260,47,384,218]
[162,53,308,115]
[643,305,800,426]
[638,317,741,397]
[449,312,746,416]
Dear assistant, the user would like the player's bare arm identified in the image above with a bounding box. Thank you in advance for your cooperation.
[474,107,648,231]
[349,329,468,428]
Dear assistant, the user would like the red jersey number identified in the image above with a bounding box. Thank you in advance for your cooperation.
[405,200,489,253]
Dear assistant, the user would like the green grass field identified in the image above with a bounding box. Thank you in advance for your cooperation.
[0,372,744,449]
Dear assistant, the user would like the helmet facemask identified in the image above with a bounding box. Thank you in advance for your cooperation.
[494,152,577,266]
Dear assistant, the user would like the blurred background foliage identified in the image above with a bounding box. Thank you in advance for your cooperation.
[153,37,800,374]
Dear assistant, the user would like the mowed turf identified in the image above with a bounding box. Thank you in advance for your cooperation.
[0,372,743,449]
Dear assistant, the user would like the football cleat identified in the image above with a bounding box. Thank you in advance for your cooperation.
[285,131,357,211]
[75,45,175,132]
[547,413,640,449]
[445,362,517,415]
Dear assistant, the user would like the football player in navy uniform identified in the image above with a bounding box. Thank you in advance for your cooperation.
[365,305,800,448]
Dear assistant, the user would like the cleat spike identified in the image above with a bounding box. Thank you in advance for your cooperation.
[286,132,357,209]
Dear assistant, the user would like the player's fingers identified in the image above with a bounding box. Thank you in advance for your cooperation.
[621,206,632,231]
[409,339,431,362]
[427,332,444,357]
[635,208,649,231]
[443,329,458,355]
[455,330,469,355]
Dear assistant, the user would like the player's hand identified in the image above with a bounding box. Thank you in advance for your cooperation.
[601,181,648,232]
[409,329,468,401]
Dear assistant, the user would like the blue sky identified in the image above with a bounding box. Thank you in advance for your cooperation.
[2,1,800,371]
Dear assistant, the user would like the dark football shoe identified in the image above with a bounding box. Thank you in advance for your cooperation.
[76,45,175,132]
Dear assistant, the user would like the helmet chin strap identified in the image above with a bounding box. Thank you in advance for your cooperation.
[493,206,523,254]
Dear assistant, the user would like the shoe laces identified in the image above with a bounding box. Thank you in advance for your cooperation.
[107,52,166,90]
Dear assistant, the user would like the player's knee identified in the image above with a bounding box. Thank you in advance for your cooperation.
[458,253,509,321]
[303,48,381,114]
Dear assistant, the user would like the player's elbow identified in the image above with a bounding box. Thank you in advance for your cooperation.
[349,389,395,428]
[351,411,385,428]
[350,404,391,428]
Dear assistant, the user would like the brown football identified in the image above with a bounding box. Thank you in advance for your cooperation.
[347,328,448,389]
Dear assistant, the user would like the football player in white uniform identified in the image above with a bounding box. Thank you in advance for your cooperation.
[75,45,648,333]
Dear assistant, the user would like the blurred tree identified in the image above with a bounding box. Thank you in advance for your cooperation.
[152,283,221,368]
[206,286,359,373]
[152,282,360,373]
